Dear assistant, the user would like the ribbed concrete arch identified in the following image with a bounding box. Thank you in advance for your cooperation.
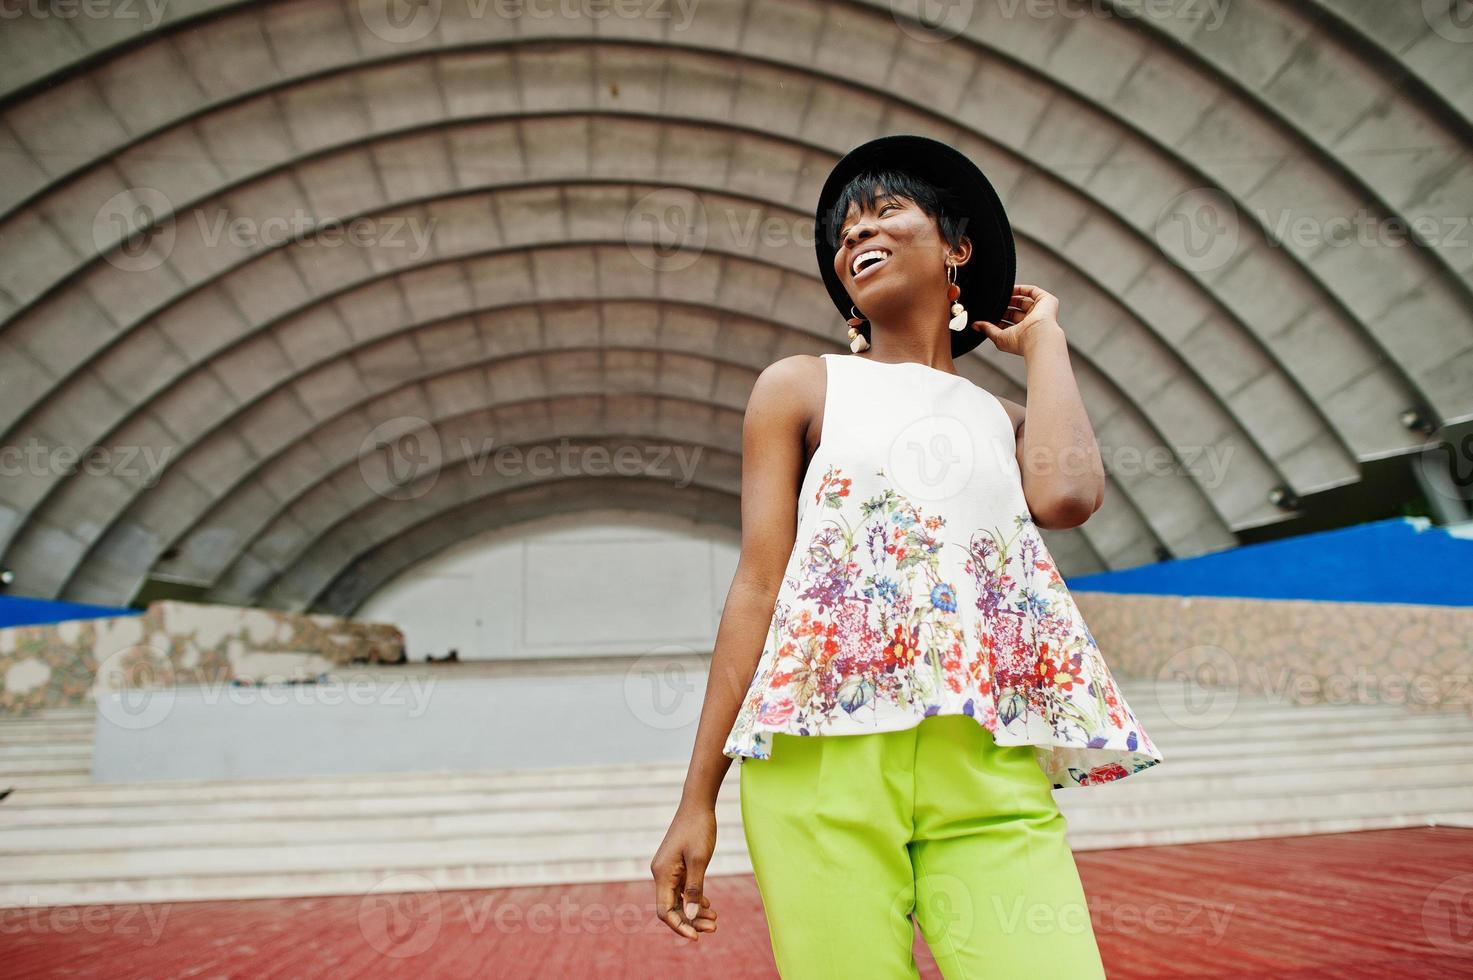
[209,358,1133,605]
[65,322,1186,608]
[203,393,749,605]
[273,427,1125,613]
[1294,0,1473,130]
[0,0,1467,612]
[314,479,745,616]
[2,161,1301,601]
[5,29,1461,436]
[0,38,1421,469]
[248,431,743,610]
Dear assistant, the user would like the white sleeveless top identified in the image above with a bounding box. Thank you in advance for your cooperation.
[722,352,1164,788]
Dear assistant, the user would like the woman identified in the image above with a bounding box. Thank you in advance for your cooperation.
[650,134,1163,978]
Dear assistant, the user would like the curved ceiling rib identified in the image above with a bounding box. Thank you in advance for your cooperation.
[246,432,747,610]
[0,128,1337,595]
[314,478,743,616]
[1100,0,1473,286]
[155,353,1148,608]
[37,138,1349,604]
[4,0,1467,342]
[47,274,1215,607]
[1297,0,1473,133]
[0,39,1414,462]
[2,20,1461,415]
[0,0,1465,612]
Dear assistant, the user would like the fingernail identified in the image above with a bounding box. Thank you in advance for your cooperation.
[685,901,698,920]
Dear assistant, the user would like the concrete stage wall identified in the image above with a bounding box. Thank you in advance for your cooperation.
[91,658,707,782]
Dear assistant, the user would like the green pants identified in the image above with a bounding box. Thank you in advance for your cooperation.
[739,714,1108,979]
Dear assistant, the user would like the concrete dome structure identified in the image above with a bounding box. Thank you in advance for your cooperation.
[1,0,1470,615]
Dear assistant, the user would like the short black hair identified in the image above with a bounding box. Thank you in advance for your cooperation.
[822,168,971,253]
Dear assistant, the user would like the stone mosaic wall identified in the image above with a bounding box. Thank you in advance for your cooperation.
[1075,592,1473,718]
[0,600,405,715]
[4,592,1467,721]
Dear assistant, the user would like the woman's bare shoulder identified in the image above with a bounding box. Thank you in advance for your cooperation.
[745,354,825,444]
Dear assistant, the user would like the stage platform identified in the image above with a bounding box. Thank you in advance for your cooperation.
[4,826,1471,978]
[2,666,1472,910]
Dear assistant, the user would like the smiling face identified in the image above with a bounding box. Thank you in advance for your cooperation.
[828,171,971,320]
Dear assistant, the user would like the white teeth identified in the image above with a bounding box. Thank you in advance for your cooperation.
[851,249,889,276]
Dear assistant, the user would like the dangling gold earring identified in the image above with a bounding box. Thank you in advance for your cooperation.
[946,260,968,332]
[846,305,870,353]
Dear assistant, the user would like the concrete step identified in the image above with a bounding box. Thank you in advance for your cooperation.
[0,744,93,761]
[3,749,1471,832]
[3,763,1470,853]
[3,685,1471,907]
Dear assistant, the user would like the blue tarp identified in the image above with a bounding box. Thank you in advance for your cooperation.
[0,596,141,629]
[1069,516,1473,606]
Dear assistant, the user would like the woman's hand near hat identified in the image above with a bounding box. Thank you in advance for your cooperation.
[973,284,1065,359]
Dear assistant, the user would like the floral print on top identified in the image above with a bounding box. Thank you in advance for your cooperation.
[722,353,1164,789]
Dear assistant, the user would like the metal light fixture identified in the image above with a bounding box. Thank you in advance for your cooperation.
[1268,484,1300,510]
[1400,407,1438,436]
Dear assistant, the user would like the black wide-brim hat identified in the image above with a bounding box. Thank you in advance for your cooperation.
[814,134,1015,359]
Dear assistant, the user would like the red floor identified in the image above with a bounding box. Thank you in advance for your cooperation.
[4,827,1472,978]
